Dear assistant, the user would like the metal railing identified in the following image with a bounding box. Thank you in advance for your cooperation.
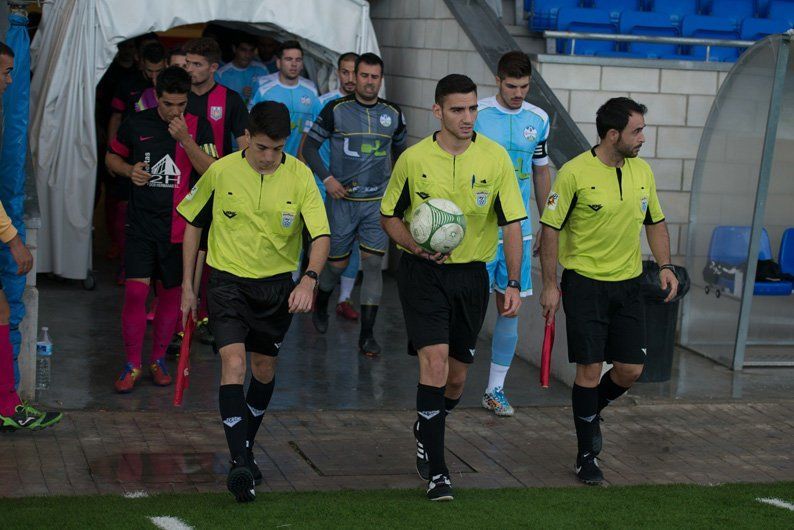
[544,30,755,61]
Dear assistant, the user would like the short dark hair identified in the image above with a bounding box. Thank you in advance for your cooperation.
[183,37,222,65]
[167,46,185,62]
[156,66,191,97]
[435,74,477,105]
[0,41,14,59]
[249,101,291,140]
[497,51,532,79]
[140,42,166,64]
[277,40,303,59]
[596,97,648,138]
[234,34,258,48]
[355,52,383,74]
[337,52,358,68]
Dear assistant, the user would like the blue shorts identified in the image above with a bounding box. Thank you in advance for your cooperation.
[486,238,533,297]
[327,198,388,260]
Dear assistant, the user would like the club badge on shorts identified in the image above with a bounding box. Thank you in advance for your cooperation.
[210,105,223,121]
[640,196,649,215]
[475,190,489,207]
[379,113,392,127]
[281,211,295,228]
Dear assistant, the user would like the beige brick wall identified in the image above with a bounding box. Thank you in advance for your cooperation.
[371,0,732,257]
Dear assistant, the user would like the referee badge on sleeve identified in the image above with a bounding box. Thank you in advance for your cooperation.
[281,211,295,228]
[640,196,649,215]
[546,192,559,210]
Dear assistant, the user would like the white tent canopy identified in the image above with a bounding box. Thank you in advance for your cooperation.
[29,0,379,279]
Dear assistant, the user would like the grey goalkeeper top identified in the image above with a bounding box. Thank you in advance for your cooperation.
[305,94,407,200]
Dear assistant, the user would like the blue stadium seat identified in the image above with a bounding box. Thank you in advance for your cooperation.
[708,226,793,295]
[709,0,756,27]
[530,0,582,30]
[741,16,791,39]
[651,0,699,26]
[557,8,618,54]
[683,15,741,60]
[779,228,794,278]
[768,0,794,24]
[756,0,772,17]
[620,11,680,57]
[593,0,642,22]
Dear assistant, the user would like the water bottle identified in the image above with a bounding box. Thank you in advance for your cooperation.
[36,326,52,390]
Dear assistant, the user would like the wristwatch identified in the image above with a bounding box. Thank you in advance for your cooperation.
[507,279,521,290]
[303,270,319,285]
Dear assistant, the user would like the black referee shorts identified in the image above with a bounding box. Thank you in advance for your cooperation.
[397,253,489,364]
[561,269,646,366]
[124,233,182,288]
[207,270,294,356]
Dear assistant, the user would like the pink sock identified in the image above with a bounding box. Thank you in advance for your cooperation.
[122,280,150,367]
[0,324,21,416]
[151,283,181,363]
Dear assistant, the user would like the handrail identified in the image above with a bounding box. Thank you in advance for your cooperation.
[544,30,755,61]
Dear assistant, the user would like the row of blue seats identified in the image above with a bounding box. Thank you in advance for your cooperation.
[528,0,794,31]
[707,226,794,296]
[551,8,791,60]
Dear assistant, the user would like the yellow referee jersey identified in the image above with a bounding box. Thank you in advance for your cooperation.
[381,132,527,264]
[177,150,330,279]
[540,147,665,281]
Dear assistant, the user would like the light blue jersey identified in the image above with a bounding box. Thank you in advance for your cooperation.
[215,61,269,105]
[475,96,550,240]
[249,75,320,156]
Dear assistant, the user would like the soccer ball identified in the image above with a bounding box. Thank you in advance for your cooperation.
[410,199,466,254]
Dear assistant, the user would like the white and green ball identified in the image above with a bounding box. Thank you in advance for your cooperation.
[410,198,466,254]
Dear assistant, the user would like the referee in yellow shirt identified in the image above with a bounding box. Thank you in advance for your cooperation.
[381,74,526,501]
[177,101,330,503]
[539,97,678,485]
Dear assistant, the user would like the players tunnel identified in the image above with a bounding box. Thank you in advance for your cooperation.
[28,0,380,284]
[680,31,794,370]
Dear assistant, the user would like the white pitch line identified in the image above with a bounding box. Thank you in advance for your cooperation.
[756,497,794,511]
[149,516,195,530]
[123,490,149,499]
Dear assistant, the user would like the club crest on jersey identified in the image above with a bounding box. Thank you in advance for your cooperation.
[546,192,559,210]
[640,196,649,215]
[210,105,223,121]
[379,113,392,127]
[475,190,489,207]
[301,95,311,106]
[281,211,295,228]
[523,126,537,141]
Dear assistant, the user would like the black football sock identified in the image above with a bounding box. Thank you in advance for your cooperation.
[246,375,275,448]
[417,383,448,478]
[572,383,599,457]
[444,395,460,416]
[219,384,248,463]
[597,369,629,412]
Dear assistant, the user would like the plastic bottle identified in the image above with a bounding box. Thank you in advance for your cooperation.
[36,326,52,390]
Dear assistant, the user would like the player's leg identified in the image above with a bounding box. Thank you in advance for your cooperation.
[314,198,354,333]
[0,289,63,431]
[242,275,294,486]
[483,242,514,415]
[147,242,183,387]
[562,269,608,485]
[117,235,154,393]
[357,201,388,356]
[336,243,360,320]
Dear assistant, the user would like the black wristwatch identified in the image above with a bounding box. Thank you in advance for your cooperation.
[507,279,521,290]
[303,270,319,284]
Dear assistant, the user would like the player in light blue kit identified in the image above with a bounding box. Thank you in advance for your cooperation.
[302,52,362,321]
[474,51,551,416]
[248,40,319,157]
[215,34,269,105]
